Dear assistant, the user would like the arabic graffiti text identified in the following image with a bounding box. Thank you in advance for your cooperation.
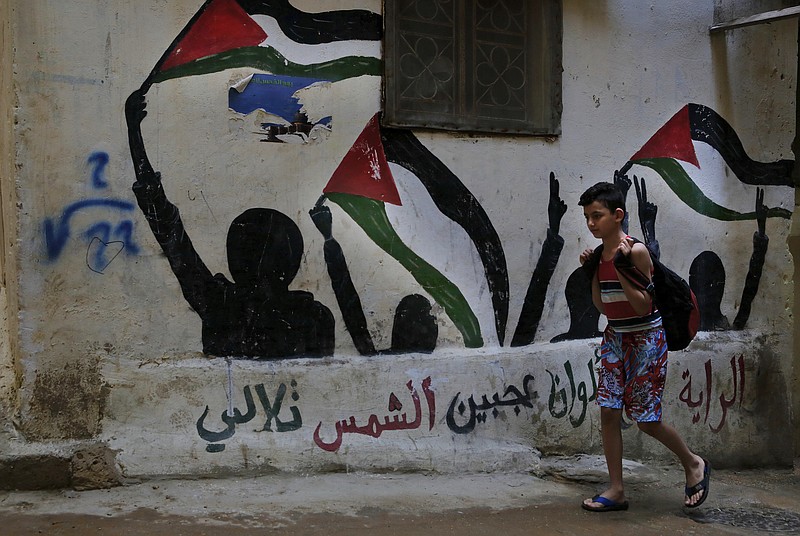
[314,377,435,452]
[197,379,302,453]
[446,374,536,434]
[679,355,745,433]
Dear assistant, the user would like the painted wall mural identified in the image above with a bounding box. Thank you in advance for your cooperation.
[142,0,381,91]
[512,173,567,346]
[320,113,509,349]
[622,103,791,332]
[124,0,384,359]
[127,90,336,358]
[624,103,793,220]
[123,0,791,363]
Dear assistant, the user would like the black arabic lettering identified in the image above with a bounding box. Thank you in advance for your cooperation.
[546,361,595,428]
[196,405,236,444]
[547,370,569,419]
[422,376,436,430]
[255,382,302,432]
[446,374,536,434]
[446,393,478,434]
[196,385,258,446]
[570,377,589,428]
[197,381,303,452]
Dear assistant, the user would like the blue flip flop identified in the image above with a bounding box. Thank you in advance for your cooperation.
[685,458,711,508]
[582,495,629,512]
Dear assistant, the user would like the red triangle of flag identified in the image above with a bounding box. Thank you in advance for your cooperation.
[159,0,267,72]
[324,114,402,206]
[630,105,700,168]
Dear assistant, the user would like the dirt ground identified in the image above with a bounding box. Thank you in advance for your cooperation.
[0,462,798,535]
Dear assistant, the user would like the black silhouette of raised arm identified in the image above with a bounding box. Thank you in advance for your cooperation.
[732,188,769,330]
[310,201,376,355]
[511,172,566,346]
[634,175,660,260]
[126,89,216,318]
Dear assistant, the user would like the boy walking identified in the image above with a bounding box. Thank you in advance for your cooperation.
[578,182,710,512]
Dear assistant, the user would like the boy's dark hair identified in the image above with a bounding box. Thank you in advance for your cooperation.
[578,182,625,214]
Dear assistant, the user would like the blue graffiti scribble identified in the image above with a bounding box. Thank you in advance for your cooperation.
[44,152,140,271]
[88,152,110,189]
[44,199,136,261]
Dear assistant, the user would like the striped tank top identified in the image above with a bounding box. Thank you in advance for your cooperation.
[598,256,662,332]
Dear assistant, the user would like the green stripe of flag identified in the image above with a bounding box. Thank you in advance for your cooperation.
[327,193,483,348]
[151,45,382,84]
[635,158,792,221]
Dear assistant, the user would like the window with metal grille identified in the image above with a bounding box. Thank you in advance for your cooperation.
[383,0,562,135]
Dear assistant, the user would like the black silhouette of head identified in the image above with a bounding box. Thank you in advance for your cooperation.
[227,208,303,289]
[550,267,601,342]
[391,294,437,353]
[689,250,730,330]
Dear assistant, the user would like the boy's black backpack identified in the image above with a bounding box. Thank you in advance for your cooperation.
[583,238,699,351]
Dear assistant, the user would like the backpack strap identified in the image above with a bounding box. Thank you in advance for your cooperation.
[612,237,655,296]
[581,244,604,280]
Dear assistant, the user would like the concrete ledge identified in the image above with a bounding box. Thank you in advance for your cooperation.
[0,443,121,490]
[97,331,791,479]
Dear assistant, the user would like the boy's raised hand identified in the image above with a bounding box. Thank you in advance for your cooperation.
[579,248,595,266]
[617,236,634,257]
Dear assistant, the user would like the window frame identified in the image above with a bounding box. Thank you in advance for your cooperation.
[383,0,563,136]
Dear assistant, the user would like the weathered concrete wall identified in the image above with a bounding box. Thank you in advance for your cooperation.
[0,0,19,443]
[1,0,796,486]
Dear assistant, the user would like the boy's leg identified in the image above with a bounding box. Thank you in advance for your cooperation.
[636,421,706,506]
[584,328,628,509]
[583,406,626,507]
[625,327,708,507]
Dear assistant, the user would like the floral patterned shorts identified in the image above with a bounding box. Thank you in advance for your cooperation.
[596,326,668,422]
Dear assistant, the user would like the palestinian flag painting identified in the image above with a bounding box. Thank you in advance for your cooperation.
[323,115,511,348]
[143,0,382,90]
[626,103,793,221]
